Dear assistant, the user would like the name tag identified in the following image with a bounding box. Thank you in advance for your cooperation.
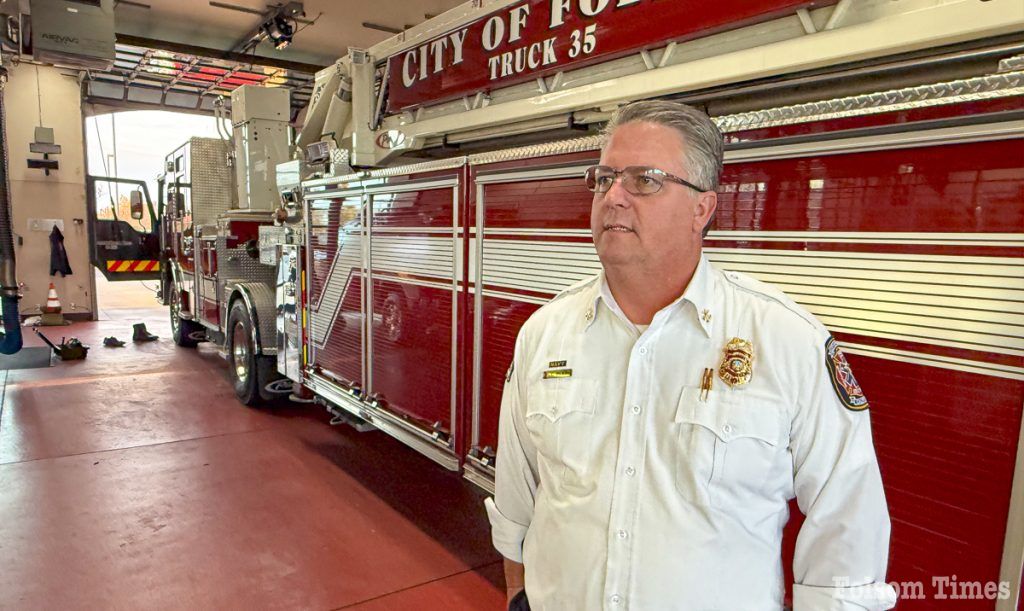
[543,368,573,379]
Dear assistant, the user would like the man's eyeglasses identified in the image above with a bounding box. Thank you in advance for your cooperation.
[584,165,707,196]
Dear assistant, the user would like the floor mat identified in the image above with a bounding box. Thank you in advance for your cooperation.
[0,346,53,370]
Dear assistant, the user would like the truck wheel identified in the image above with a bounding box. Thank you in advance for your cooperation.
[170,288,200,347]
[227,299,277,406]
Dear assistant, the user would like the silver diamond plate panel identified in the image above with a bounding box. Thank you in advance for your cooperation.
[365,156,467,178]
[216,232,277,353]
[468,136,601,166]
[228,281,278,355]
[188,137,233,226]
[999,55,1024,73]
[303,169,366,188]
[716,72,1024,133]
[307,156,467,188]
[330,146,350,166]
[215,236,276,282]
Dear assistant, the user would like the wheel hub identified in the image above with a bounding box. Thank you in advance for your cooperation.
[232,322,249,384]
[169,291,181,336]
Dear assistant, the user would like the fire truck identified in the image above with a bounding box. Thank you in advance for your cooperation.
[151,1,1024,608]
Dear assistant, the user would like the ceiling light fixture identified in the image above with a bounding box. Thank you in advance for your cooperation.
[218,1,307,54]
[262,15,294,50]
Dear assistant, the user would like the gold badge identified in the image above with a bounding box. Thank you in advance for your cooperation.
[718,337,754,387]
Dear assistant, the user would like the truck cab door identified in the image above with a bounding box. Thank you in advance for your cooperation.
[87,176,161,281]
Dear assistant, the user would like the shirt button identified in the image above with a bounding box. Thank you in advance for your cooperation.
[625,466,636,476]
[617,529,629,539]
[631,405,641,414]
[610,594,622,604]
[723,423,734,435]
[638,346,648,355]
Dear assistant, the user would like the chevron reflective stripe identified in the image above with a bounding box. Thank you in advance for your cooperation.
[106,260,160,272]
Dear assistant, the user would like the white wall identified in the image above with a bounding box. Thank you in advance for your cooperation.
[5,62,93,318]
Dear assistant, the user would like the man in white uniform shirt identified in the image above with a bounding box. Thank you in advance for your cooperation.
[485,100,897,611]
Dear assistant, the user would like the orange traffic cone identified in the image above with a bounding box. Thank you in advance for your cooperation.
[40,283,67,326]
[42,283,62,314]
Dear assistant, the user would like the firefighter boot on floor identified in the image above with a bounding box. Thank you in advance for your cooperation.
[132,323,158,342]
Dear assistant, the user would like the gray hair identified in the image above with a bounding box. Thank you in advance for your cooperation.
[602,100,724,192]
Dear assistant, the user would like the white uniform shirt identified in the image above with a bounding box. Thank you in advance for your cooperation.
[486,255,897,611]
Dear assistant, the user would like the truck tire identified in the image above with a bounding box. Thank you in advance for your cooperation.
[169,288,201,347]
[226,298,277,406]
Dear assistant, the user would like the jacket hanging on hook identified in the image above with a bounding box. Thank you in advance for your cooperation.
[49,225,72,277]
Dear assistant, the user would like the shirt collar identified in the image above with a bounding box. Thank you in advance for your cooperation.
[585,254,715,337]
[684,255,715,337]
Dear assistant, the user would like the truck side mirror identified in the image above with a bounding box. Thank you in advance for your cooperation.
[130,190,145,220]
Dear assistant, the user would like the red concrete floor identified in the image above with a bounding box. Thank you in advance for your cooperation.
[0,307,505,610]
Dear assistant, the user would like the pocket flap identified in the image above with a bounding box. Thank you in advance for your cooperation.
[675,387,780,446]
[526,380,596,422]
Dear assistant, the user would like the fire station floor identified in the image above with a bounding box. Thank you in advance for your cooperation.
[0,306,505,610]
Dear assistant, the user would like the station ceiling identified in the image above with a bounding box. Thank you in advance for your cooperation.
[85,0,465,118]
[112,0,468,69]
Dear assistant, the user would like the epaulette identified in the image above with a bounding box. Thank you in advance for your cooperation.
[549,274,600,304]
[719,269,820,331]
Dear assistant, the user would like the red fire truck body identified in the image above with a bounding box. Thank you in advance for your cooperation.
[297,101,1024,608]
[159,0,1024,607]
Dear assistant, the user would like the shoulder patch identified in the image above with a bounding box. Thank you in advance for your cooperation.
[825,337,869,411]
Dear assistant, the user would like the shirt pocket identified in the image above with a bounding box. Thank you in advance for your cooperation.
[525,379,598,493]
[674,386,782,508]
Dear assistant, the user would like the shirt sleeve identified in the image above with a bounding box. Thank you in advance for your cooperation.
[790,332,898,611]
[485,332,539,563]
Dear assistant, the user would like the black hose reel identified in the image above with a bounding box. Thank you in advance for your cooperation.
[0,64,24,355]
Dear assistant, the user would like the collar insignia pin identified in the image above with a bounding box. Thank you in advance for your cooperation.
[585,309,594,322]
[719,337,754,387]
[701,309,712,323]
